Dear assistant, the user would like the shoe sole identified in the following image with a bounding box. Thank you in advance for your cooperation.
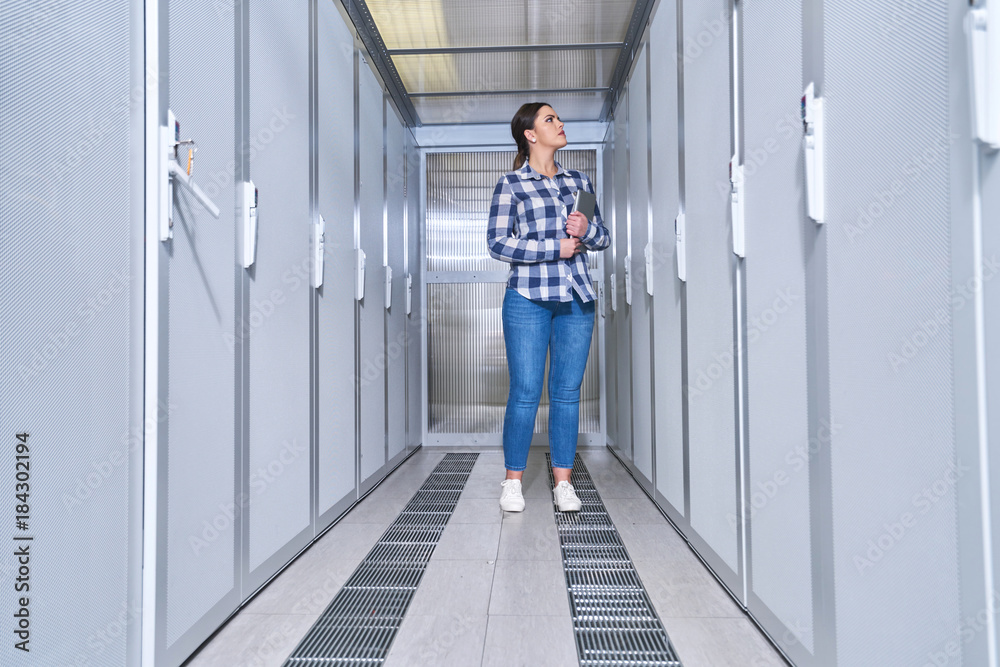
[500,501,525,512]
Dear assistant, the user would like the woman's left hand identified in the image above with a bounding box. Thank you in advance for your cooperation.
[566,211,589,238]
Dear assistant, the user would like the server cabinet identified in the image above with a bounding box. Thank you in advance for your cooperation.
[823,2,962,663]
[602,126,620,450]
[317,0,358,525]
[648,0,685,521]
[628,45,654,487]
[613,93,634,465]
[358,59,387,491]
[245,0,312,589]
[741,0,815,659]
[680,0,740,589]
[405,132,422,452]
[386,104,407,464]
[152,0,241,662]
[0,1,143,664]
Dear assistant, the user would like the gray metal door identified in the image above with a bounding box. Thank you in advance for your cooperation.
[613,91,634,464]
[386,105,407,463]
[155,0,241,662]
[602,128,619,450]
[317,0,357,524]
[741,0,815,660]
[405,133,422,452]
[0,1,143,664]
[628,44,654,486]
[245,0,312,589]
[823,2,961,663]
[648,0,685,521]
[358,59,387,490]
[680,0,740,588]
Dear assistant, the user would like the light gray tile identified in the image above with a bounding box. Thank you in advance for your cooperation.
[383,613,488,667]
[481,615,577,667]
[407,559,495,617]
[604,495,669,525]
[367,466,433,498]
[613,519,692,562]
[633,556,744,619]
[432,522,501,560]
[496,520,561,561]
[450,496,503,524]
[241,557,359,616]
[488,559,570,617]
[184,613,316,667]
[666,617,788,667]
[339,493,408,524]
[310,521,387,561]
[500,496,555,525]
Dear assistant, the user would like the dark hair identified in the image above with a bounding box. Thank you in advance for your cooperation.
[511,102,551,170]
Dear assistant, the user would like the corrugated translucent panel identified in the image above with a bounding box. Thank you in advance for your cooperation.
[395,49,619,94]
[426,151,598,272]
[427,283,600,433]
[368,0,633,49]
[413,91,606,124]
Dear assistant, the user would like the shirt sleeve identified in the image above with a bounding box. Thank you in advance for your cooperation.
[487,176,561,264]
[578,175,611,251]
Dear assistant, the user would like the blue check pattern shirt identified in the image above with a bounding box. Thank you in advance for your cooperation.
[487,160,610,302]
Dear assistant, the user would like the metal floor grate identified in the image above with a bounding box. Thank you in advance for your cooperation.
[548,453,683,667]
[282,453,478,666]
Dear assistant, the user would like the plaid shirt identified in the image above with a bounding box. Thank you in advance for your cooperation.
[487,160,610,302]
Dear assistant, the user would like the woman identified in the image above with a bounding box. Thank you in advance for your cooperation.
[486,103,611,513]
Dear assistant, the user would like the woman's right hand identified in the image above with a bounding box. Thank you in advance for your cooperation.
[559,237,584,259]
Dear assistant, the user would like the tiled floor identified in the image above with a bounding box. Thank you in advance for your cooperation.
[183,446,790,667]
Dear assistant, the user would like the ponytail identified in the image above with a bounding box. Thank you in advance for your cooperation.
[510,102,550,170]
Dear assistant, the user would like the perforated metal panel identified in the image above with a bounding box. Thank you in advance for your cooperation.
[359,61,387,485]
[317,0,358,517]
[426,283,601,434]
[824,2,959,663]
[741,0,814,654]
[247,0,312,573]
[0,1,138,665]
[648,0,685,516]
[613,93,634,463]
[628,46,653,483]
[386,109,407,461]
[394,50,619,94]
[426,151,597,273]
[681,0,738,572]
[413,93,607,125]
[162,0,239,652]
[366,0,633,49]
[602,132,619,448]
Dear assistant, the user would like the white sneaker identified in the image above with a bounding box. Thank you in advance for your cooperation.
[553,480,582,512]
[499,479,525,512]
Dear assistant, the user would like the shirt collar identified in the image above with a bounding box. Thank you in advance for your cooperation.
[519,159,568,181]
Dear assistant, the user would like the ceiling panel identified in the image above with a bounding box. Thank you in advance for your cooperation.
[394,49,619,94]
[412,91,606,125]
[368,0,634,49]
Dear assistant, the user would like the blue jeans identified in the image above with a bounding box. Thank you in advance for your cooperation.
[501,287,595,471]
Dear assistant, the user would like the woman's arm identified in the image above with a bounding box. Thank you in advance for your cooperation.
[487,176,561,263]
[577,175,610,251]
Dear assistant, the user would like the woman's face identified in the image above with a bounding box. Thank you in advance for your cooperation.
[526,106,567,150]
